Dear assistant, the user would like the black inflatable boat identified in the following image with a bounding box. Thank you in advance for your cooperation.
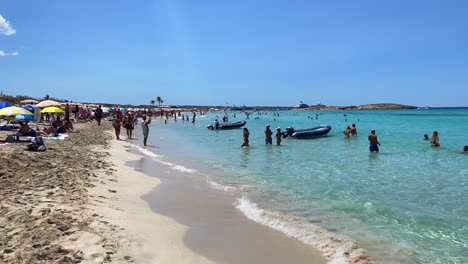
[207,120,246,130]
[282,125,331,138]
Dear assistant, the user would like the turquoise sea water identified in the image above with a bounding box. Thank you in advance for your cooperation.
[135,109,468,263]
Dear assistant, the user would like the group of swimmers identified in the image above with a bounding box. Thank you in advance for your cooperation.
[240,125,283,148]
[423,131,440,147]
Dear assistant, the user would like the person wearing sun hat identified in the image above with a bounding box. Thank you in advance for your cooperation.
[265,124,273,145]
[276,127,282,146]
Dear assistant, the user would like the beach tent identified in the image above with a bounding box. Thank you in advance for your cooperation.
[20,99,39,104]
[40,106,65,114]
[0,101,13,109]
[0,106,33,116]
[36,100,61,108]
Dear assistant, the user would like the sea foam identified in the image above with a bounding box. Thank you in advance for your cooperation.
[235,197,373,264]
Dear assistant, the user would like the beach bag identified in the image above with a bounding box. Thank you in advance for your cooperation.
[5,135,16,142]
[28,136,47,152]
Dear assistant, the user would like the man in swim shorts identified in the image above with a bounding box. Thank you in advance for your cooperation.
[368,129,381,152]
[141,115,151,146]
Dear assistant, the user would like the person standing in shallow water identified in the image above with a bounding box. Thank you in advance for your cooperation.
[141,115,151,146]
[350,124,357,135]
[431,131,440,147]
[265,125,273,145]
[368,129,381,152]
[276,127,282,145]
[241,128,250,147]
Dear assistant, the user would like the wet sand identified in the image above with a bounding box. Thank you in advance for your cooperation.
[129,149,327,264]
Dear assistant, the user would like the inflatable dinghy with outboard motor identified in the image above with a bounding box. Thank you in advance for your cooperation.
[282,125,331,138]
[207,120,246,130]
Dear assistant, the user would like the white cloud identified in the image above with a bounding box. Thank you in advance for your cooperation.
[0,14,16,36]
[0,50,18,56]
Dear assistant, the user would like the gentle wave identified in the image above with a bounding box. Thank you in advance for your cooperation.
[235,197,373,264]
[206,178,237,192]
[132,145,197,174]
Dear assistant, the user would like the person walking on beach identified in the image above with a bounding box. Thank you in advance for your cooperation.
[141,115,152,146]
[265,124,273,145]
[123,114,134,139]
[276,127,282,146]
[95,105,103,126]
[368,129,381,152]
[431,131,440,147]
[112,113,122,140]
[241,128,250,147]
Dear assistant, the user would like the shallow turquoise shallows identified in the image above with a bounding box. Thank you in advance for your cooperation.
[137,109,468,264]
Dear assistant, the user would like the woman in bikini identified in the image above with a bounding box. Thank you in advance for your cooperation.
[112,113,122,140]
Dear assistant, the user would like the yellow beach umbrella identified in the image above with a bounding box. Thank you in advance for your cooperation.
[36,100,61,108]
[40,106,65,114]
[0,106,33,116]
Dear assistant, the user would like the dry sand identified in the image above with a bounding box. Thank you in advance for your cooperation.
[0,123,114,263]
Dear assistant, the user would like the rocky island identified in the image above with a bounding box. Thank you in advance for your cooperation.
[295,103,418,111]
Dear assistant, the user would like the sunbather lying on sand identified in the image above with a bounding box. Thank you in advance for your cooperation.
[19,121,49,137]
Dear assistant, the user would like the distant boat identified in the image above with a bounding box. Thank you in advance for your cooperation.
[417,106,431,110]
[296,101,309,109]
[207,121,246,130]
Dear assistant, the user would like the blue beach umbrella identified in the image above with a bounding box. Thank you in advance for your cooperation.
[0,101,13,109]
[22,104,36,111]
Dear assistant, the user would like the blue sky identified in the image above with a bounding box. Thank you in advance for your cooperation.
[1,0,467,106]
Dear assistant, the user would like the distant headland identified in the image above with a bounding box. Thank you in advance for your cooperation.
[295,103,418,111]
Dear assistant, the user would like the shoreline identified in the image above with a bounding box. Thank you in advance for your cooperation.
[121,131,375,264]
[126,145,328,264]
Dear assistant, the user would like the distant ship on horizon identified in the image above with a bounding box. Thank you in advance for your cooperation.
[295,101,325,109]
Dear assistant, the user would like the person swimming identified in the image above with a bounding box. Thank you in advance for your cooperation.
[463,145,468,152]
[424,134,429,141]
